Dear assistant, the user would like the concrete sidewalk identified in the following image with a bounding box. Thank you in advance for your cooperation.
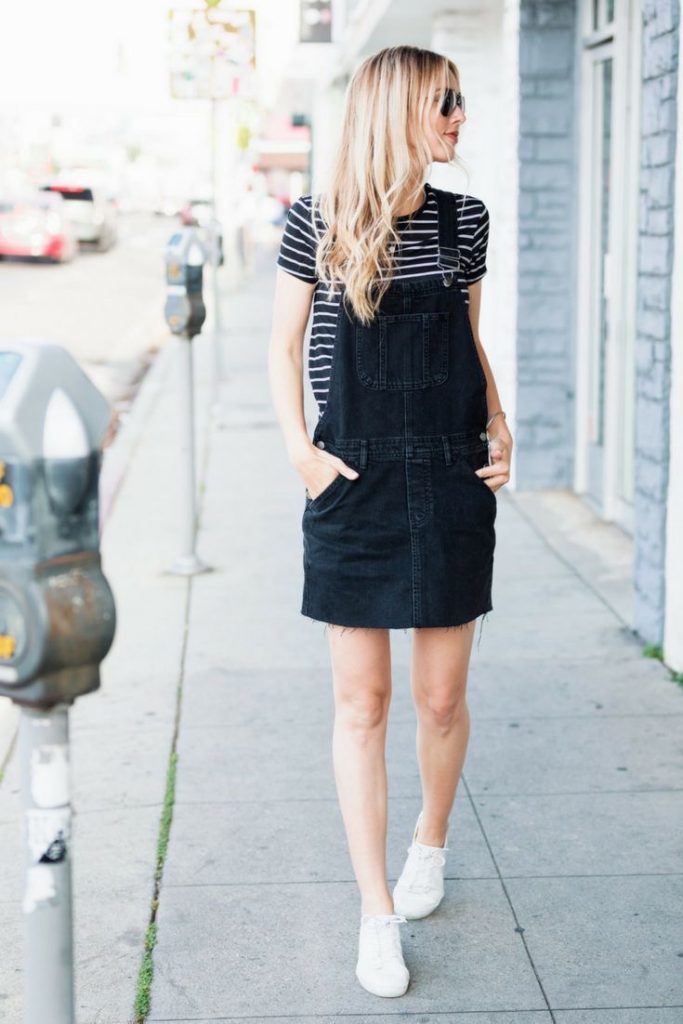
[1,250,682,1023]
[146,255,683,1021]
[0,321,216,1020]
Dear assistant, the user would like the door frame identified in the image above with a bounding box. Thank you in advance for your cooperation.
[574,0,641,532]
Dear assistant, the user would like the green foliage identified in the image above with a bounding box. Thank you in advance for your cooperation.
[133,922,157,1021]
[132,750,179,1021]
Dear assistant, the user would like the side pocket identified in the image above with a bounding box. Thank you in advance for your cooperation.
[456,446,497,505]
[305,470,346,512]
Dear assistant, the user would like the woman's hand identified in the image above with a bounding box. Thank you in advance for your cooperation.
[476,424,513,494]
[291,443,360,500]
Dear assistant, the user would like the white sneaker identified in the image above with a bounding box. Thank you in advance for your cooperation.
[392,810,449,919]
[355,912,410,997]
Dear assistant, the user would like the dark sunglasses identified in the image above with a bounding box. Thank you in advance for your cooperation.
[439,89,466,118]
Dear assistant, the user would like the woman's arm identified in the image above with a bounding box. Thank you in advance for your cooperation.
[467,278,513,491]
[268,267,316,465]
[467,279,503,419]
[268,267,359,497]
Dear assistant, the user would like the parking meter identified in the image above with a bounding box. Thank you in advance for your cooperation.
[163,228,212,576]
[164,228,207,338]
[0,341,116,709]
[0,341,116,1024]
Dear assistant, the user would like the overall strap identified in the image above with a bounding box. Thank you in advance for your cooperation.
[432,186,461,273]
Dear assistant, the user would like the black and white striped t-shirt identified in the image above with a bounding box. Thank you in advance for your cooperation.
[276,184,490,416]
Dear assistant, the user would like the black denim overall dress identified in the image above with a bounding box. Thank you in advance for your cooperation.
[301,183,497,630]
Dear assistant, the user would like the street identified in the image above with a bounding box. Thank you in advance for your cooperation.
[0,211,171,410]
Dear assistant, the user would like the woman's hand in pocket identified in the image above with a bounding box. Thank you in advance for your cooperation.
[295,444,360,501]
[477,426,513,493]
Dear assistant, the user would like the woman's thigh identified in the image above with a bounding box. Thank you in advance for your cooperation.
[410,621,477,708]
[326,625,392,716]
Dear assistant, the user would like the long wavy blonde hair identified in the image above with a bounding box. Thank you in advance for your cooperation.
[310,46,468,325]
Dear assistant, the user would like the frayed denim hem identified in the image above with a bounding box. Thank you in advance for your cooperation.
[302,609,491,650]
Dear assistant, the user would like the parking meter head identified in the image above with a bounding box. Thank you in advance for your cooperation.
[164,227,207,338]
[0,341,116,708]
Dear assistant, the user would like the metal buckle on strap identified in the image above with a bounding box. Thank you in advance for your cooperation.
[440,246,461,271]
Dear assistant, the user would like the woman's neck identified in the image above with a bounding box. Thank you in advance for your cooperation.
[394,183,427,218]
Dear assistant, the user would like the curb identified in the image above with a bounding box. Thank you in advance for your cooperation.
[98,337,173,530]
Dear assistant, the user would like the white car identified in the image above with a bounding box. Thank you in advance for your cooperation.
[40,180,117,252]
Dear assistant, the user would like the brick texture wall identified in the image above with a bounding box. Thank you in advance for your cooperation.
[517,0,578,487]
[635,0,679,642]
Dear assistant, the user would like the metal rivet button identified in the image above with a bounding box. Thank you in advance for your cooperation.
[316,440,325,448]
[480,431,487,440]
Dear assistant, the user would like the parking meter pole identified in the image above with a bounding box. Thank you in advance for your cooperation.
[164,228,213,576]
[20,704,74,1024]
[209,96,225,394]
[167,333,209,575]
[211,221,223,393]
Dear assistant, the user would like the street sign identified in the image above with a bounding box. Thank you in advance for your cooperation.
[168,6,257,100]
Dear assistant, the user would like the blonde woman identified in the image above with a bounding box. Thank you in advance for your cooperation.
[269,45,512,997]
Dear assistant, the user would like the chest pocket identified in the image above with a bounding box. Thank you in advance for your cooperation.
[355,310,450,390]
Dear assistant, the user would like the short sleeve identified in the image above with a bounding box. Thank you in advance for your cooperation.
[276,196,318,283]
[464,201,489,285]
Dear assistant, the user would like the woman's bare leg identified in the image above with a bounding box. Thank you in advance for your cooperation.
[410,621,478,846]
[327,623,394,916]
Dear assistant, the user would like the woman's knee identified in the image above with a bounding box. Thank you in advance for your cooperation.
[335,685,391,732]
[415,685,468,731]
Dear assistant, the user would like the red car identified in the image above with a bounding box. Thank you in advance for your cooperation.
[0,191,78,263]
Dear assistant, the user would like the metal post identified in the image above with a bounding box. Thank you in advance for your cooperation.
[19,704,74,1024]
[166,334,211,576]
[209,95,224,393]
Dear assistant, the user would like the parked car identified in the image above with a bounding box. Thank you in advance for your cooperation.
[0,191,78,263]
[178,198,224,265]
[39,179,117,252]
[153,197,183,217]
